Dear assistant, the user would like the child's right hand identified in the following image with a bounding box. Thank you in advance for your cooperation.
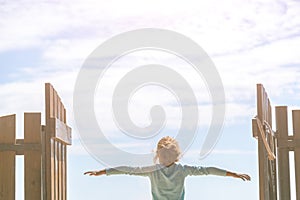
[84,170,106,176]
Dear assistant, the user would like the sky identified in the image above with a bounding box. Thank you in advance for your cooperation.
[1,0,300,199]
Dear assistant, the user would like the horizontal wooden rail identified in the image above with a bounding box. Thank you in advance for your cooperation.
[278,138,300,150]
[47,118,72,145]
[0,142,41,155]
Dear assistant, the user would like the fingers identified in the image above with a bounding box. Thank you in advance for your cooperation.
[242,174,251,181]
[84,171,97,176]
[238,174,251,181]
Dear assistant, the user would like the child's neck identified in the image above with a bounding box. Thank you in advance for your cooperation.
[162,162,175,167]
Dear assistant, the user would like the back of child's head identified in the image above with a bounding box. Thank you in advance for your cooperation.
[154,136,181,166]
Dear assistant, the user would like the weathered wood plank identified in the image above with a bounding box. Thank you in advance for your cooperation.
[0,143,41,153]
[62,145,66,200]
[268,100,277,200]
[46,83,54,122]
[54,90,58,120]
[63,108,66,124]
[45,83,54,200]
[51,139,55,200]
[24,113,42,200]
[45,83,71,200]
[41,126,47,200]
[58,142,62,200]
[47,118,71,145]
[292,110,300,200]
[257,84,268,200]
[55,118,71,145]
[55,141,58,200]
[276,106,291,200]
[0,114,16,200]
[252,118,259,139]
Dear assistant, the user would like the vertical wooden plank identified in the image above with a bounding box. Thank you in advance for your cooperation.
[55,141,59,200]
[54,91,58,119]
[258,139,268,200]
[46,83,54,121]
[58,142,62,200]
[45,83,54,200]
[60,103,64,123]
[268,101,277,200]
[24,113,42,200]
[51,139,55,200]
[60,104,64,124]
[0,115,16,200]
[292,110,300,200]
[60,102,63,123]
[41,126,47,200]
[268,100,272,127]
[57,97,61,122]
[263,87,267,120]
[257,84,263,121]
[257,84,267,200]
[64,145,67,200]
[63,108,67,124]
[62,104,65,123]
[62,145,66,200]
[276,106,291,200]
[59,99,63,122]
[57,142,60,200]
[272,136,278,200]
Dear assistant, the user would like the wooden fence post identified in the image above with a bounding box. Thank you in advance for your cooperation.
[0,83,71,200]
[253,84,300,200]
[276,106,291,200]
[253,84,278,200]
[0,115,16,200]
[256,84,278,200]
[45,83,71,200]
[257,84,268,200]
[293,110,300,200]
[24,113,42,200]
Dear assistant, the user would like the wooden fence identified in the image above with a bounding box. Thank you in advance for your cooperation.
[0,83,72,200]
[252,84,300,200]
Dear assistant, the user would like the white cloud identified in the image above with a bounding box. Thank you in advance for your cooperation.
[1,0,299,54]
[3,2,300,200]
[1,0,300,157]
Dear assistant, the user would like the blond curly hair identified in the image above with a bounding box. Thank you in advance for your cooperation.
[154,136,181,166]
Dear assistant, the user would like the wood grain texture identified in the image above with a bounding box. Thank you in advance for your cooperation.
[0,115,16,200]
[292,110,300,200]
[24,113,42,200]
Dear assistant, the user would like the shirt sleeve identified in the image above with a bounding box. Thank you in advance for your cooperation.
[183,165,227,177]
[106,166,155,177]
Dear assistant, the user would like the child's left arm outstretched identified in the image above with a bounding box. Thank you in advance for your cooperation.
[226,171,251,181]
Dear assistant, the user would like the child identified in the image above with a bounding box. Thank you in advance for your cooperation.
[84,136,251,200]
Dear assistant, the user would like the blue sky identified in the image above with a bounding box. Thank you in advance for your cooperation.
[1,0,300,199]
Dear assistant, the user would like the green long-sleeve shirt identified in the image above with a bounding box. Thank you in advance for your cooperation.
[106,163,227,200]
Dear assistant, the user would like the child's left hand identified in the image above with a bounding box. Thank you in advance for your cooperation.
[234,173,251,181]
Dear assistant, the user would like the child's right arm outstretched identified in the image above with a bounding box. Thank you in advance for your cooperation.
[84,170,106,176]
[84,166,154,177]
